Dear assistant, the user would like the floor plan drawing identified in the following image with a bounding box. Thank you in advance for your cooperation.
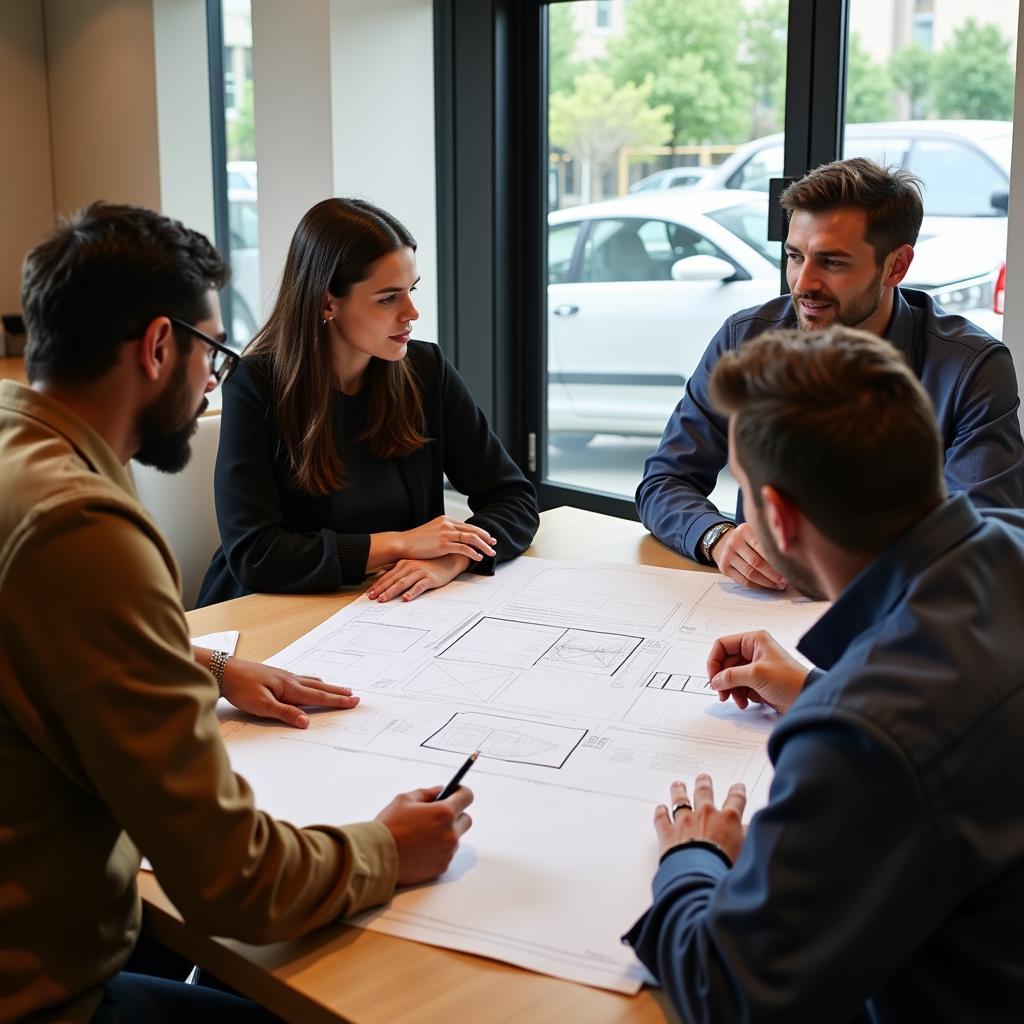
[404,660,513,704]
[221,555,827,995]
[422,711,588,769]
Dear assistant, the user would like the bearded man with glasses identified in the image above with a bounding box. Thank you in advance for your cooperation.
[0,203,474,1023]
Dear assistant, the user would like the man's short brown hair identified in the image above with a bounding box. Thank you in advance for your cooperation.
[780,157,924,264]
[709,326,945,555]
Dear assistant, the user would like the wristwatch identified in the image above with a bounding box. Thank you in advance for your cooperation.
[699,522,735,564]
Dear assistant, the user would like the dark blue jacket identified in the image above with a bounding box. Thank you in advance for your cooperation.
[626,495,1024,1022]
[636,290,1024,561]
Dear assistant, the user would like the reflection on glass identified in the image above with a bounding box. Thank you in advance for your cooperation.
[223,0,259,349]
[845,1,1015,341]
[544,0,787,511]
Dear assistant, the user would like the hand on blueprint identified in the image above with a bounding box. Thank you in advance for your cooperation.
[706,630,809,713]
[220,658,360,728]
[368,553,473,603]
[655,774,747,864]
[375,785,475,884]
[399,515,497,563]
[711,523,788,591]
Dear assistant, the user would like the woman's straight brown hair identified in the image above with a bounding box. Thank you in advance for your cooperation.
[247,198,428,496]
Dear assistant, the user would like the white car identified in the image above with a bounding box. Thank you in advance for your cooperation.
[547,188,1003,444]
[630,166,713,193]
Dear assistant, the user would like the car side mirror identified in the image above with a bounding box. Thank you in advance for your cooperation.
[670,255,735,282]
[991,189,1009,215]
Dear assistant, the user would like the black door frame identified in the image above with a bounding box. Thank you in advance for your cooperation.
[434,0,850,518]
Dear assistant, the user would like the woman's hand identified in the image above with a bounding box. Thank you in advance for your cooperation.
[398,516,496,563]
[367,554,472,603]
[220,658,360,728]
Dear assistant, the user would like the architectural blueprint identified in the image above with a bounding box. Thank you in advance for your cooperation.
[218,557,825,993]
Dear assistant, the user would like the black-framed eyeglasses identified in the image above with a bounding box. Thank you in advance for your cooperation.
[168,317,239,385]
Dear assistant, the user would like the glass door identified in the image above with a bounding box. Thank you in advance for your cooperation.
[541,0,792,516]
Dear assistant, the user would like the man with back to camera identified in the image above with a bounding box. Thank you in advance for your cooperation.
[625,325,1024,1021]
[0,203,474,1023]
[636,157,1024,589]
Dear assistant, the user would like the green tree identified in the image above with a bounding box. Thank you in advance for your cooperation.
[608,0,751,145]
[549,68,672,202]
[547,2,580,96]
[228,80,255,162]
[932,19,1014,120]
[846,33,893,124]
[890,43,933,119]
[741,0,788,136]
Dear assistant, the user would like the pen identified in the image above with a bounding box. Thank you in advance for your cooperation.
[435,750,478,801]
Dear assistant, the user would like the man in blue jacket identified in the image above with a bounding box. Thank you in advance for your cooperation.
[626,325,1024,1022]
[636,157,1024,589]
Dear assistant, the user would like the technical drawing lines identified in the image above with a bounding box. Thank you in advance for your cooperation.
[538,629,642,675]
[646,671,712,695]
[423,711,588,769]
[403,660,513,705]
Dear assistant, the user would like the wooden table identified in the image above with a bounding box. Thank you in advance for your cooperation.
[140,506,711,1022]
[0,356,27,384]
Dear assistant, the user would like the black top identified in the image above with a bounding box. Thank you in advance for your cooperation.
[197,341,539,605]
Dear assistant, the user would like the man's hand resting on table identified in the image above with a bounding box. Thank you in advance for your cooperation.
[213,655,360,728]
[654,774,747,865]
[706,630,809,714]
[376,786,474,885]
[710,523,788,591]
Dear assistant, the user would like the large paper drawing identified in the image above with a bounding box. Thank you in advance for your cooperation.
[219,557,824,994]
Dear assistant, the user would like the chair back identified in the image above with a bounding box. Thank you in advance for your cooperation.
[131,413,221,610]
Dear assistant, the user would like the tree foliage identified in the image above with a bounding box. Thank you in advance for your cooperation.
[845,34,894,124]
[931,19,1014,120]
[890,43,933,119]
[607,0,751,145]
[741,0,787,136]
[549,68,672,201]
[547,3,580,96]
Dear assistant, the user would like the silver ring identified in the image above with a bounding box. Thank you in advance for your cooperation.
[670,800,692,820]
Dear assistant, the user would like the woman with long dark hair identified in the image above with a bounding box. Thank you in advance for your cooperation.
[197,198,538,606]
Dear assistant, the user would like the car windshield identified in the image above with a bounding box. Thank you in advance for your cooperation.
[706,202,781,268]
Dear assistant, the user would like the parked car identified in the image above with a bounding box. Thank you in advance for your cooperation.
[227,184,260,345]
[547,187,1004,445]
[630,166,713,193]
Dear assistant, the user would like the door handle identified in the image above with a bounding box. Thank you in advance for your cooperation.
[553,304,579,317]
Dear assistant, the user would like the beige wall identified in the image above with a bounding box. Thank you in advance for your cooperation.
[329,0,438,343]
[0,1,54,316]
[250,0,334,320]
[44,0,161,215]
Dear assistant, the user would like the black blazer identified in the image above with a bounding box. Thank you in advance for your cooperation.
[197,341,538,605]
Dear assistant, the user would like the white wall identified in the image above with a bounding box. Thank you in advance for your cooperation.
[329,0,438,344]
[0,1,54,316]
[153,0,215,240]
[250,0,334,319]
[44,0,161,214]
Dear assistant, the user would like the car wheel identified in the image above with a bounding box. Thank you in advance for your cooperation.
[551,433,596,451]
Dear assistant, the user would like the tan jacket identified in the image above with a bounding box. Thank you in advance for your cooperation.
[0,381,397,1023]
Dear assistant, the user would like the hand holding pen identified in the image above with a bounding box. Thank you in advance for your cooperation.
[374,752,478,885]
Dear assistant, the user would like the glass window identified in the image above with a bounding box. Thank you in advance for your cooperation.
[727,142,783,191]
[549,221,582,284]
[544,0,787,513]
[905,139,1006,217]
[706,201,781,267]
[846,0,1015,338]
[222,0,259,347]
